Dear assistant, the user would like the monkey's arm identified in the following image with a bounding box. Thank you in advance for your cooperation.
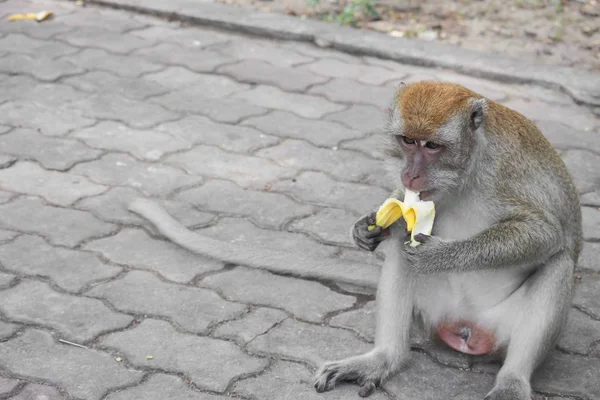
[407,211,563,274]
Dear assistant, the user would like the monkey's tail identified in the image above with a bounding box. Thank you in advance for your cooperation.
[128,198,378,288]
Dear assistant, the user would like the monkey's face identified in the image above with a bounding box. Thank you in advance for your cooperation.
[383,82,482,204]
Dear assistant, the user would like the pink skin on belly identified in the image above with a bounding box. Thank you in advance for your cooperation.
[435,320,496,355]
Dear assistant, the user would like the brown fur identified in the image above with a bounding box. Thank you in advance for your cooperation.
[397,81,477,140]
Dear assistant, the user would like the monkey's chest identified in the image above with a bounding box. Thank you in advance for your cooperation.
[435,320,496,355]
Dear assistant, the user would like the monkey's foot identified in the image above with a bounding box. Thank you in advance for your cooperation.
[484,375,531,400]
[314,350,396,397]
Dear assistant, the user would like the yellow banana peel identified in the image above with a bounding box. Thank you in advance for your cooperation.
[368,190,435,247]
[8,11,53,22]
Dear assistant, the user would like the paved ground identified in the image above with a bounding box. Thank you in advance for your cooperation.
[0,0,599,399]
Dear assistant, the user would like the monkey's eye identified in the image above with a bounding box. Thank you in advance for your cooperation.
[424,141,440,149]
[401,136,416,145]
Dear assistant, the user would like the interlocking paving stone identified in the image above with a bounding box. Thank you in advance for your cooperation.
[581,190,600,207]
[232,360,391,400]
[561,150,600,194]
[573,271,600,319]
[57,6,146,32]
[0,376,20,395]
[100,319,267,392]
[0,101,96,137]
[582,206,600,240]
[0,230,17,242]
[0,162,107,206]
[288,208,360,247]
[232,85,346,118]
[531,351,600,399]
[0,33,79,59]
[0,196,117,247]
[135,43,235,72]
[219,60,329,91]
[308,78,395,110]
[150,69,251,98]
[216,39,314,67]
[383,352,495,400]
[59,48,164,78]
[213,307,288,344]
[175,180,314,229]
[0,155,16,169]
[330,300,376,341]
[144,66,220,90]
[166,146,296,189]
[0,18,74,39]
[256,139,387,186]
[104,373,229,400]
[63,71,169,101]
[70,93,180,129]
[0,54,83,81]
[200,266,355,322]
[247,318,371,366]
[0,280,133,342]
[155,115,279,152]
[324,104,387,133]
[537,120,600,151]
[72,153,202,197]
[502,99,598,132]
[83,228,222,283]
[0,329,143,399]
[0,271,16,286]
[0,321,18,339]
[0,128,102,171]
[241,110,364,147]
[0,235,121,292]
[130,25,230,49]
[89,270,244,332]
[0,78,86,106]
[340,133,387,159]
[557,308,600,355]
[56,27,156,55]
[579,242,600,271]
[271,171,388,214]
[72,121,190,161]
[76,186,214,228]
[303,58,408,85]
[11,384,64,400]
[196,217,337,259]
[151,93,268,123]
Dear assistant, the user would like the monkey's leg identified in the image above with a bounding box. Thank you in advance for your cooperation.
[314,225,415,397]
[484,252,573,400]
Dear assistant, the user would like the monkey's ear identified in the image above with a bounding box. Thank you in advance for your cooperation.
[470,98,487,131]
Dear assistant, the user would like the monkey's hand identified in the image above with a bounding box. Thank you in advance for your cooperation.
[403,234,449,275]
[352,212,390,252]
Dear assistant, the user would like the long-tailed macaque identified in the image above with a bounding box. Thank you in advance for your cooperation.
[313,81,582,399]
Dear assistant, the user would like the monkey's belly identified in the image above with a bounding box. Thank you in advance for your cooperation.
[435,320,496,355]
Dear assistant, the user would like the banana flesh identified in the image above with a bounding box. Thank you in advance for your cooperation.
[368,190,435,247]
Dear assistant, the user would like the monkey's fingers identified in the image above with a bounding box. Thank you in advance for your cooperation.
[358,381,377,397]
[364,226,383,239]
[366,212,377,226]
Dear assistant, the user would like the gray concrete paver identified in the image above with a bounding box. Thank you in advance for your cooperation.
[104,373,229,400]
[0,2,598,399]
[0,280,133,343]
[100,319,268,392]
[0,235,122,292]
[0,329,143,399]
[88,270,244,332]
[0,128,103,170]
[199,266,355,322]
[83,228,223,283]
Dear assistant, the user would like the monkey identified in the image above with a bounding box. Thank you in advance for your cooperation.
[313,81,582,399]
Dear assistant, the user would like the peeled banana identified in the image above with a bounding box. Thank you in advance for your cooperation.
[368,190,435,247]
